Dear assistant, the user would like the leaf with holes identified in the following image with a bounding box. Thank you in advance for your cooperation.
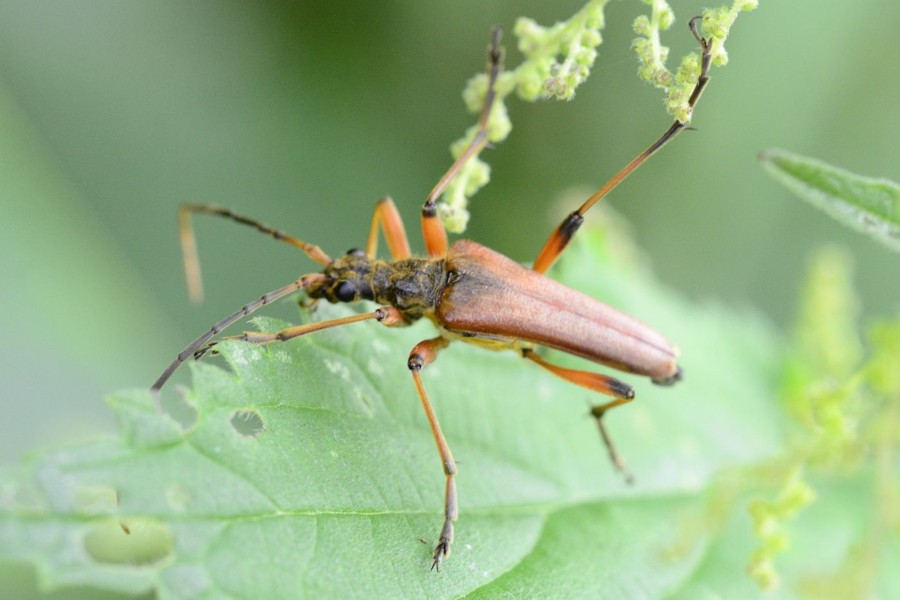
[0,226,786,598]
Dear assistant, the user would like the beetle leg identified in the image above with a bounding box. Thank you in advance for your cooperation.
[193,306,407,358]
[421,27,504,258]
[178,203,332,303]
[151,273,329,396]
[407,337,456,570]
[365,197,412,260]
[522,349,636,483]
[533,17,713,274]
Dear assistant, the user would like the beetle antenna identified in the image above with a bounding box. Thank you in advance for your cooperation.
[150,273,327,397]
[179,203,332,303]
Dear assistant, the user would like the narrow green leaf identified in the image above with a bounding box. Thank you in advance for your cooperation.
[760,148,900,251]
[0,227,784,598]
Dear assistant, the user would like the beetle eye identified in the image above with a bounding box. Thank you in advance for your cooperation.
[346,248,366,257]
[334,281,356,302]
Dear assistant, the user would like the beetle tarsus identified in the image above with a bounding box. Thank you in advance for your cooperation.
[591,408,635,483]
[193,342,217,360]
[430,521,453,571]
[431,544,448,571]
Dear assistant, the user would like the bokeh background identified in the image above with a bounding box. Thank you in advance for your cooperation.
[1,1,897,463]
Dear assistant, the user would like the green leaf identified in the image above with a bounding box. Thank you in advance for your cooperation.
[0,226,785,598]
[760,148,900,251]
[671,474,900,599]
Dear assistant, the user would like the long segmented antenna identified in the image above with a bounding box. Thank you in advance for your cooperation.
[533,17,713,273]
[150,273,327,395]
[179,203,332,303]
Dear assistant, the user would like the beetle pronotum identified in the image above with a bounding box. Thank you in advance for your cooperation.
[151,21,713,569]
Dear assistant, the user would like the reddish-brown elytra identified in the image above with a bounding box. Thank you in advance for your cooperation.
[152,22,713,570]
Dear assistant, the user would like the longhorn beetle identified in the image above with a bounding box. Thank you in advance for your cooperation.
[152,21,713,570]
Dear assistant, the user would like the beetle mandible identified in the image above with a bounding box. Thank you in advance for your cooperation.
[152,21,713,570]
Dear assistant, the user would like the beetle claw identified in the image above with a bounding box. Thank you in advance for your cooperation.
[430,518,454,571]
[431,540,450,571]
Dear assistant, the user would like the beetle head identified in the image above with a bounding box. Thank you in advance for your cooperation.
[310,248,375,304]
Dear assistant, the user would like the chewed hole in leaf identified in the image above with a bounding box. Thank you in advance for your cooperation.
[84,518,173,565]
[230,408,266,438]
[163,387,198,430]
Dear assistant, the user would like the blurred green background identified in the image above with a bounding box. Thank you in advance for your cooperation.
[0,0,897,463]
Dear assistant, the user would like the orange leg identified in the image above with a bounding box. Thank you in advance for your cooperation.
[421,28,504,258]
[195,306,406,358]
[365,197,412,260]
[179,203,332,302]
[523,349,637,483]
[151,273,329,395]
[406,337,456,570]
[533,18,713,274]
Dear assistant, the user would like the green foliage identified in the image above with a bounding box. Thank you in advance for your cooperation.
[438,0,610,233]
[438,0,757,233]
[3,219,898,597]
[632,0,676,89]
[633,0,757,123]
[2,222,790,598]
[747,247,900,593]
[748,70,900,599]
[760,148,900,252]
[5,2,898,597]
[632,0,758,122]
